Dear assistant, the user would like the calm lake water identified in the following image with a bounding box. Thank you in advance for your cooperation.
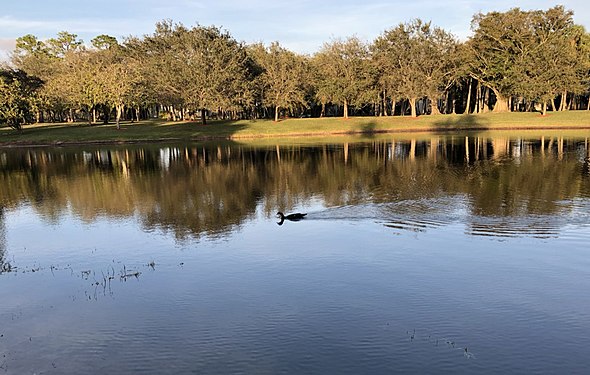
[1,134,590,374]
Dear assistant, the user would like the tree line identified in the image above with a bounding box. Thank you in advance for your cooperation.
[1,5,589,130]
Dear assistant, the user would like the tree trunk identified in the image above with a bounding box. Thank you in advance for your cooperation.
[170,105,176,121]
[491,88,509,112]
[92,107,97,124]
[560,91,567,111]
[526,101,534,112]
[103,105,110,124]
[430,97,441,115]
[465,78,472,114]
[551,97,557,112]
[274,105,279,122]
[116,104,123,130]
[475,81,481,114]
[481,87,489,113]
[373,94,378,117]
[201,108,207,125]
[542,101,547,116]
[410,98,417,118]
[343,99,349,119]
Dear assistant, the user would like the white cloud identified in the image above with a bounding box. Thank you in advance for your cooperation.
[1,0,589,56]
[0,38,16,63]
[0,38,16,50]
[0,15,149,41]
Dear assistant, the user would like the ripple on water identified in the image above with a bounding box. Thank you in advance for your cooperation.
[467,198,590,239]
[308,196,590,240]
[308,197,466,232]
[467,216,561,238]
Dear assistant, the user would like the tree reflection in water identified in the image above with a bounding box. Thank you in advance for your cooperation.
[0,135,588,240]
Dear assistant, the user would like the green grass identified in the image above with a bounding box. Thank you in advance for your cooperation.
[2,111,590,147]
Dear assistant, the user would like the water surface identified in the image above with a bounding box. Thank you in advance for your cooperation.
[1,135,590,374]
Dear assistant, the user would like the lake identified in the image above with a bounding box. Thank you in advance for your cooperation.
[1,134,590,374]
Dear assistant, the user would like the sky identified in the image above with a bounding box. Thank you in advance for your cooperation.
[1,0,589,61]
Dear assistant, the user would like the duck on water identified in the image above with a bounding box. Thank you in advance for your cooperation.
[276,211,307,225]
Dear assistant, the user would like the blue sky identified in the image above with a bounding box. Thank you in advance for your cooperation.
[1,0,589,60]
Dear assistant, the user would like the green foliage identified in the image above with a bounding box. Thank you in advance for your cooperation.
[4,6,590,132]
[521,10,589,107]
[91,35,118,50]
[13,35,56,80]
[132,21,254,123]
[313,37,372,117]
[465,6,588,112]
[47,31,84,57]
[373,19,459,116]
[0,69,42,130]
[467,8,527,105]
[15,34,47,55]
[250,42,309,120]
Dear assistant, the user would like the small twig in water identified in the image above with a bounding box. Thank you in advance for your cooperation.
[405,329,476,359]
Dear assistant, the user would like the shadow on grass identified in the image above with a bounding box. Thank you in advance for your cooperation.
[432,114,491,132]
[1,119,248,146]
[359,121,377,138]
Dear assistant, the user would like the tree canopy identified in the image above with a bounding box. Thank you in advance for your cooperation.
[2,5,590,131]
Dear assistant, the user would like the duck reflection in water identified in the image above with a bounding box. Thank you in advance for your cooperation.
[276,211,307,226]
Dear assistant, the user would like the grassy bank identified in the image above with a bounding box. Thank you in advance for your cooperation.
[2,111,590,147]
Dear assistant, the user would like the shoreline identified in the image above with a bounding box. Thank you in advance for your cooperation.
[2,114,590,148]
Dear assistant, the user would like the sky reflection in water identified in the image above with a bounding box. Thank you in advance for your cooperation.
[1,135,590,374]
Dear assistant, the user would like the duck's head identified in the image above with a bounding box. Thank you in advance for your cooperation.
[276,211,284,219]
